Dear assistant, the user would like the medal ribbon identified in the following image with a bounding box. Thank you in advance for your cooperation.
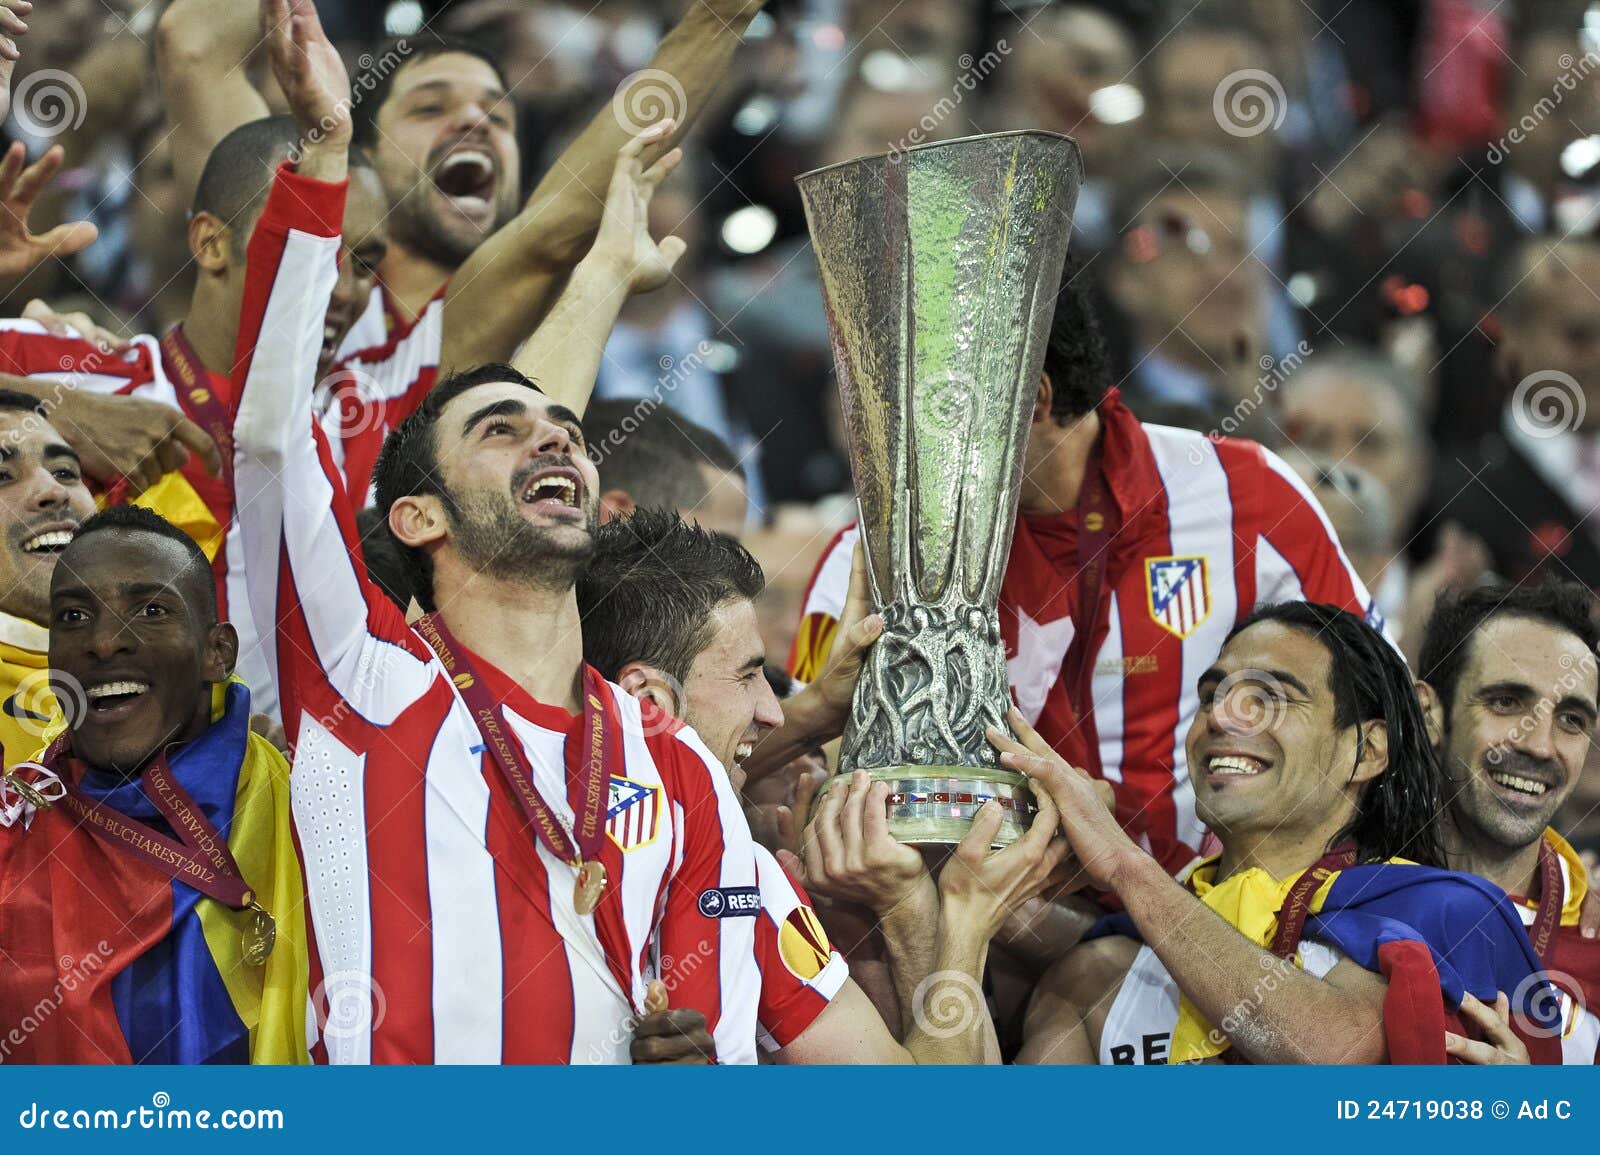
[1268,842,1358,958]
[32,737,256,910]
[160,325,234,487]
[414,614,612,866]
[1526,836,1564,965]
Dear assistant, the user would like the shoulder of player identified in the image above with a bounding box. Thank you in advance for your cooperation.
[1025,933,1139,1045]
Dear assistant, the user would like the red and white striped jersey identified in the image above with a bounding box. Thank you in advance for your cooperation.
[326,282,444,507]
[230,165,766,1064]
[751,844,848,1053]
[790,392,1380,875]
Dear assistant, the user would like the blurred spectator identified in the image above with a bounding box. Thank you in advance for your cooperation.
[1421,235,1600,589]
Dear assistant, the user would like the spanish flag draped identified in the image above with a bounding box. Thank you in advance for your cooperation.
[0,681,308,1063]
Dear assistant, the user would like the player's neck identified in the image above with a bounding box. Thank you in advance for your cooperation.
[1019,409,1102,515]
[434,571,586,714]
[1442,816,1544,900]
[178,292,238,379]
[1214,827,1338,885]
[379,243,454,327]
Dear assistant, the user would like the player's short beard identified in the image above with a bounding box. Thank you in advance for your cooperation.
[443,485,597,594]
[389,178,513,270]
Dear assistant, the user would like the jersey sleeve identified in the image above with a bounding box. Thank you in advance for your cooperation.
[752,843,848,1053]
[1251,446,1392,641]
[787,524,859,681]
[228,163,435,749]
[652,726,764,1065]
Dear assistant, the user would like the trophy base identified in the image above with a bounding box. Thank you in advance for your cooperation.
[823,766,1037,848]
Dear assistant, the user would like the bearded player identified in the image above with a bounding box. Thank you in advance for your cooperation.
[1015,602,1554,1064]
[156,0,766,502]
[790,256,1379,880]
[1416,581,1600,1064]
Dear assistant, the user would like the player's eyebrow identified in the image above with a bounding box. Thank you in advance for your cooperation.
[461,398,526,438]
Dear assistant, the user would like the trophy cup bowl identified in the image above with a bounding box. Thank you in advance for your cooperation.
[797,131,1081,846]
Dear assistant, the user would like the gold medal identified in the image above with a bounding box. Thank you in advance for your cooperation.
[241,902,277,966]
[573,859,607,916]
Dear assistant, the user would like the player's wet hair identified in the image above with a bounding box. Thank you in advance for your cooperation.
[192,116,375,256]
[1041,252,1113,422]
[1225,601,1447,868]
[1418,579,1600,716]
[371,362,544,613]
[576,508,765,685]
[353,36,512,149]
[581,400,744,510]
[64,505,218,623]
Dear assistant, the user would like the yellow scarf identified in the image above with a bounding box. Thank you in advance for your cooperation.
[1168,856,1343,1063]
[1537,828,1589,928]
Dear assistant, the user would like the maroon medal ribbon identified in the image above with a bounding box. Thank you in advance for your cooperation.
[36,736,256,911]
[1266,842,1358,959]
[414,614,613,886]
[1526,837,1565,966]
[160,325,234,487]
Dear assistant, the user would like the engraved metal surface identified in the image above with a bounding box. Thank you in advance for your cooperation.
[798,131,1081,843]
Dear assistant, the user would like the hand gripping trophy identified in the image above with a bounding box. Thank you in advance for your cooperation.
[797,131,1081,845]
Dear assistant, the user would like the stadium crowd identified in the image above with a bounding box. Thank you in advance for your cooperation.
[0,0,1597,1066]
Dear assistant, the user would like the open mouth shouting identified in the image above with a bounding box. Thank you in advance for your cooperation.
[432,143,500,226]
[518,464,585,518]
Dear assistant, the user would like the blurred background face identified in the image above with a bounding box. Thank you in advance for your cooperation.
[373,52,521,267]
[1151,31,1266,150]
[1115,188,1258,361]
[1501,241,1600,427]
[1280,368,1425,525]
[1506,33,1600,188]
[0,413,96,625]
[1009,5,1139,159]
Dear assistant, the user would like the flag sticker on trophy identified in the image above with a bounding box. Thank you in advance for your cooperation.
[797,131,1081,845]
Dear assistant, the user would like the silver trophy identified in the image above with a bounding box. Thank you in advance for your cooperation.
[797,131,1081,845]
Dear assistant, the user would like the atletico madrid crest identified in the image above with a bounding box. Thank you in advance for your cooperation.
[605,775,662,852]
[1145,556,1211,639]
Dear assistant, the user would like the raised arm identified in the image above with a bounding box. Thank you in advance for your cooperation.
[438,0,767,370]
[509,119,685,415]
[231,0,430,724]
[156,0,274,204]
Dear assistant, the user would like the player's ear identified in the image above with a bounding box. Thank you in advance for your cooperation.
[616,662,682,720]
[388,494,449,551]
[205,622,239,682]
[1033,372,1054,424]
[188,212,233,274]
[599,488,635,524]
[1415,680,1445,750]
[1352,719,1389,784]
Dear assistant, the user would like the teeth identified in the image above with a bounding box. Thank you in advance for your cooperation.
[22,530,73,553]
[1208,755,1265,777]
[1490,772,1547,796]
[523,476,577,505]
[440,149,492,176]
[734,742,753,763]
[86,681,149,700]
